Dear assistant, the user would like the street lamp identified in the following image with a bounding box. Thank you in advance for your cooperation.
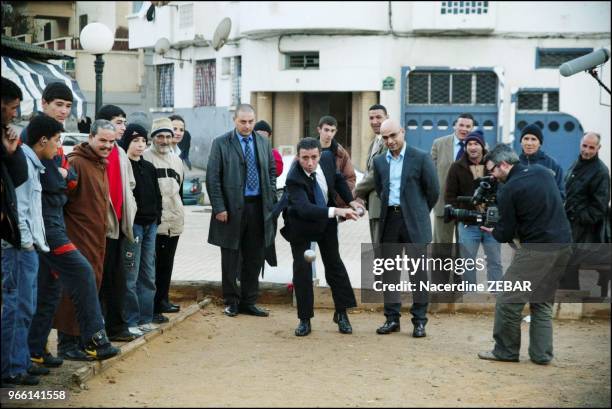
[79,23,114,115]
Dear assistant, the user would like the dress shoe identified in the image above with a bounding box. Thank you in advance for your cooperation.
[27,365,50,376]
[239,304,269,317]
[333,311,353,334]
[477,350,519,362]
[160,302,180,313]
[224,304,239,317]
[152,313,170,324]
[412,323,426,338]
[376,320,400,334]
[294,319,311,336]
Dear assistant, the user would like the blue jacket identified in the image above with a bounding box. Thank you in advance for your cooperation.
[519,149,565,200]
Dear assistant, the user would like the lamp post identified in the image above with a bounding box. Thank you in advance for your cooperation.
[79,23,114,115]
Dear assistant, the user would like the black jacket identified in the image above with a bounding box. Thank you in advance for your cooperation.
[1,143,28,247]
[130,158,163,226]
[493,163,571,244]
[280,151,353,243]
[564,154,611,242]
[519,149,565,200]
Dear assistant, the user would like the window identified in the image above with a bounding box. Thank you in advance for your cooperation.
[194,60,216,107]
[132,1,144,14]
[517,90,559,112]
[157,64,174,108]
[179,3,193,28]
[407,71,497,105]
[440,1,489,15]
[44,23,51,41]
[231,56,242,106]
[79,15,88,34]
[286,52,319,69]
[536,48,593,68]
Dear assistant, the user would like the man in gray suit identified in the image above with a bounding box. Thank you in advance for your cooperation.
[206,104,277,317]
[430,113,475,243]
[373,119,439,338]
[354,104,388,243]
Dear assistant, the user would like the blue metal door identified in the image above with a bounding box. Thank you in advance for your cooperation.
[513,113,583,172]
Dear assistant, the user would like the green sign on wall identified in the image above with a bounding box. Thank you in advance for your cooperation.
[382,76,395,90]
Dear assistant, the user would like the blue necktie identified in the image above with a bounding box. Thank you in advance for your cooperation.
[455,141,465,161]
[311,173,327,207]
[242,137,258,191]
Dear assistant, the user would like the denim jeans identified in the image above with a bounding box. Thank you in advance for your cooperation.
[28,247,105,357]
[457,223,503,284]
[122,223,158,326]
[1,247,39,377]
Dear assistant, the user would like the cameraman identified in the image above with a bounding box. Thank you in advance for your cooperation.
[478,144,572,365]
[445,130,502,284]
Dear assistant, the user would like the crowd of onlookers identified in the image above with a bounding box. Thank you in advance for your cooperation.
[1,74,610,386]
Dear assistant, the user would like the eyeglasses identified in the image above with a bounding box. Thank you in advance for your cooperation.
[154,134,173,140]
[488,164,498,173]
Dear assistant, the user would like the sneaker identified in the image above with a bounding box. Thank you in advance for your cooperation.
[84,330,121,361]
[139,323,159,332]
[27,365,50,376]
[2,373,40,386]
[128,326,145,337]
[58,347,95,361]
[31,350,64,368]
[108,329,138,342]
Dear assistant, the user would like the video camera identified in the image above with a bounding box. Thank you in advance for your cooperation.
[444,176,499,227]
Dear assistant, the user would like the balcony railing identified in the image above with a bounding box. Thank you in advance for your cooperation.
[34,37,133,52]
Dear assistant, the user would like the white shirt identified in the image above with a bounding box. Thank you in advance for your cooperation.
[305,164,336,218]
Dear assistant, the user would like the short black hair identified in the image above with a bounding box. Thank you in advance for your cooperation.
[454,113,475,124]
[2,77,23,102]
[168,114,185,125]
[42,82,73,103]
[96,104,126,121]
[297,137,321,153]
[317,115,337,128]
[368,104,387,115]
[25,114,64,147]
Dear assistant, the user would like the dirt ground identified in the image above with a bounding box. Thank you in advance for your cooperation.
[11,303,612,408]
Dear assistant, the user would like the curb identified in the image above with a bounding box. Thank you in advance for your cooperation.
[71,297,212,388]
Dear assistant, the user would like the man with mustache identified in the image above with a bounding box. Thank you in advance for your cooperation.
[143,118,184,324]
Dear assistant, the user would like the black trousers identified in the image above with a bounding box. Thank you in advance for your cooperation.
[100,235,127,335]
[154,234,180,313]
[380,207,428,325]
[221,198,265,306]
[291,221,357,320]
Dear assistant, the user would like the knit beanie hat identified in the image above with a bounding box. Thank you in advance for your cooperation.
[150,117,174,138]
[464,130,485,150]
[119,123,148,151]
[520,124,543,144]
[254,120,272,135]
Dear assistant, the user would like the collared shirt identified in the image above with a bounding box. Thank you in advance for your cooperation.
[235,130,261,196]
[453,134,463,161]
[13,144,49,252]
[305,164,336,218]
[385,142,407,206]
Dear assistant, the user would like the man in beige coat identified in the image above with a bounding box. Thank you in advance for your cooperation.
[354,104,388,243]
[430,113,474,244]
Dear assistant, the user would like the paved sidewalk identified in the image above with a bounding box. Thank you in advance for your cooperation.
[172,205,371,287]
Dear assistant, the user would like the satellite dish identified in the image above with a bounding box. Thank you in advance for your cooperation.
[155,37,170,55]
[212,18,232,51]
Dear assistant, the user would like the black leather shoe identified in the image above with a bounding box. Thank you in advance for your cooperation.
[160,302,180,313]
[478,351,519,362]
[152,313,170,324]
[224,304,239,317]
[376,320,400,334]
[412,323,426,338]
[27,365,50,376]
[333,311,353,334]
[295,319,311,336]
[239,304,269,317]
